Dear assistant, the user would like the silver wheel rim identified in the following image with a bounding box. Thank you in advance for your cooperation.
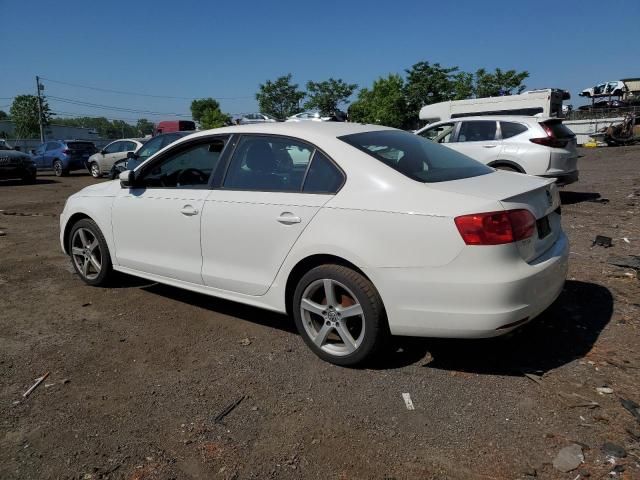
[91,163,100,177]
[300,279,365,356]
[71,228,102,280]
[54,162,62,175]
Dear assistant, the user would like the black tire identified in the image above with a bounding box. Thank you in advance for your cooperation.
[68,218,113,286]
[494,164,520,172]
[89,162,101,178]
[53,160,68,177]
[292,264,387,366]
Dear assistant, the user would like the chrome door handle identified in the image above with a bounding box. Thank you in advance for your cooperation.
[180,205,199,216]
[482,145,497,148]
[277,212,301,225]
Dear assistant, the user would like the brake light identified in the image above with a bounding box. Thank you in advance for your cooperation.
[454,209,536,245]
[63,149,70,155]
[530,123,568,148]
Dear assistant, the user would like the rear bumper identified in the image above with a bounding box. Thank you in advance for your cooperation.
[364,232,569,338]
[542,169,579,186]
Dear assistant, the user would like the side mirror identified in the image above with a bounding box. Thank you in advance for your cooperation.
[100,149,106,155]
[119,170,135,188]
[127,151,137,159]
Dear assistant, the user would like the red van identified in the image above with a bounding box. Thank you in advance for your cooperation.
[155,120,196,135]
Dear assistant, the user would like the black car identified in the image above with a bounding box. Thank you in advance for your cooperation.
[109,131,193,179]
[0,141,37,184]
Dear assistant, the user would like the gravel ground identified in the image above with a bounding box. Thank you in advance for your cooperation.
[1,146,639,480]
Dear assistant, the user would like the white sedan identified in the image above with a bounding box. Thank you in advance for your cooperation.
[60,122,568,366]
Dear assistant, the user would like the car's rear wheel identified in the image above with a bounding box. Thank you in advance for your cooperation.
[69,219,113,286]
[53,160,68,177]
[90,162,101,178]
[494,164,520,172]
[293,264,387,366]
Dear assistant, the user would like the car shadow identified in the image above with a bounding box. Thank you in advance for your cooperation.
[0,178,59,186]
[560,191,603,205]
[140,283,297,334]
[375,280,613,374]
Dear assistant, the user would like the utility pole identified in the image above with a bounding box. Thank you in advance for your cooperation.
[35,76,45,142]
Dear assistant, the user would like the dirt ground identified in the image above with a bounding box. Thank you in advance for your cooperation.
[1,146,640,480]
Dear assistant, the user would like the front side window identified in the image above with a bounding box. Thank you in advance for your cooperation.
[104,142,121,154]
[223,136,313,192]
[136,136,164,161]
[500,122,528,139]
[419,123,456,143]
[46,142,59,151]
[138,138,226,188]
[339,130,492,183]
[456,121,497,142]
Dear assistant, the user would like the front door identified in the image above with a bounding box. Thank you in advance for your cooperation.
[448,120,501,165]
[201,135,344,295]
[111,136,228,284]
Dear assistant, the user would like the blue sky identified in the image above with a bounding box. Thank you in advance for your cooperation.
[2,0,639,123]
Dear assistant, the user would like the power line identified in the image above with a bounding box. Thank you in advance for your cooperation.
[40,76,254,101]
[47,95,193,118]
[51,110,151,123]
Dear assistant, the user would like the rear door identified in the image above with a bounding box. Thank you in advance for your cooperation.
[201,135,343,295]
[43,142,60,168]
[448,120,501,165]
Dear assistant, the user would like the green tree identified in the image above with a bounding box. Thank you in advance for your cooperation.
[190,98,230,129]
[451,72,474,100]
[256,74,306,119]
[474,68,529,97]
[136,118,155,136]
[10,95,52,138]
[0,110,8,120]
[304,78,357,116]
[404,62,462,114]
[349,74,408,129]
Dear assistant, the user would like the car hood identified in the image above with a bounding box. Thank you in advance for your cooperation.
[0,150,32,161]
[76,180,120,197]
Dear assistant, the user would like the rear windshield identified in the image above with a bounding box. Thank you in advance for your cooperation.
[543,121,575,139]
[67,142,95,151]
[338,130,492,183]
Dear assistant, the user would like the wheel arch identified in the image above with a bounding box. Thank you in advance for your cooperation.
[62,212,92,254]
[284,254,374,317]
[487,159,526,173]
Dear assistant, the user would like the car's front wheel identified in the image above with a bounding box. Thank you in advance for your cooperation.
[292,264,387,366]
[69,219,113,286]
[53,160,67,177]
[89,162,101,178]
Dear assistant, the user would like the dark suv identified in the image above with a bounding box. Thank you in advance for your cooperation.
[31,140,97,176]
[0,140,37,183]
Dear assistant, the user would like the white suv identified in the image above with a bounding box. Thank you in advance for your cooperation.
[416,116,579,185]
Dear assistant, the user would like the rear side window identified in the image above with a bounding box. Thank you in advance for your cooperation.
[303,151,343,193]
[46,142,59,151]
[543,121,575,138]
[500,122,528,139]
[339,130,492,183]
[456,121,497,142]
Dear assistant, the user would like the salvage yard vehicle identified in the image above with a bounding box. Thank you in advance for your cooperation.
[60,123,568,366]
[238,113,279,124]
[109,131,193,179]
[87,138,145,178]
[0,140,36,183]
[31,140,97,176]
[579,81,626,98]
[416,116,579,186]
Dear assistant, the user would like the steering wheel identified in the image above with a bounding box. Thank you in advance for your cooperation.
[177,168,208,186]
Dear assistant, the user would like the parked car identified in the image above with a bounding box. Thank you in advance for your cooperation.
[109,131,192,179]
[415,116,579,186]
[286,111,331,122]
[0,140,36,183]
[60,122,568,366]
[580,81,626,98]
[87,139,145,178]
[31,140,97,176]
[578,100,628,111]
[155,120,196,135]
[238,113,279,124]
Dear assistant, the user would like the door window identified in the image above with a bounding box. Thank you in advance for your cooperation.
[223,136,313,192]
[303,151,344,193]
[123,141,136,151]
[138,138,226,188]
[104,142,121,154]
[45,142,59,151]
[418,123,456,143]
[456,121,497,142]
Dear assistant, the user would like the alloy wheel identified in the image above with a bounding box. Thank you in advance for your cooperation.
[71,228,102,280]
[300,278,365,356]
[54,161,62,176]
[90,163,100,178]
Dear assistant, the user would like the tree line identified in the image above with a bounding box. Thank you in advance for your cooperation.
[1,60,528,138]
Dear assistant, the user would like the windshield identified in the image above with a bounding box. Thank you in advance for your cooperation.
[338,130,493,183]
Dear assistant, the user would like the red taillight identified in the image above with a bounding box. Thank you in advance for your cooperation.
[63,149,70,154]
[454,209,536,245]
[530,123,568,148]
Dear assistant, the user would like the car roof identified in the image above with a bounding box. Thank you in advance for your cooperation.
[180,122,394,143]
[427,115,556,125]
